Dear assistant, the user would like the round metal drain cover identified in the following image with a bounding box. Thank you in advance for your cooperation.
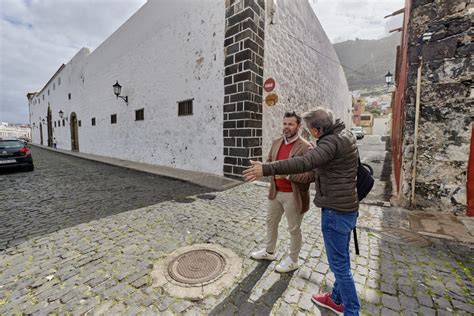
[168,249,226,284]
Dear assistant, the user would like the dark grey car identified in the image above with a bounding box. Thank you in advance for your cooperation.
[0,139,34,171]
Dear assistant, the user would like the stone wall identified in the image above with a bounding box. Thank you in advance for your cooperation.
[400,0,472,214]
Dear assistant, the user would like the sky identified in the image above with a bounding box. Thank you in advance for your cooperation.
[0,0,403,124]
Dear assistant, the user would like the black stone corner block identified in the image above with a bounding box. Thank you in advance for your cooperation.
[229,128,253,137]
[235,49,252,63]
[229,111,252,120]
[229,147,249,157]
[225,84,238,95]
[224,75,233,86]
[223,164,233,174]
[224,37,234,48]
[228,8,255,27]
[224,103,236,113]
[225,24,240,38]
[242,19,258,34]
[225,64,239,76]
[244,39,259,53]
[234,71,252,83]
[232,165,248,176]
[227,42,240,56]
[230,92,251,103]
[242,137,260,147]
[244,0,262,16]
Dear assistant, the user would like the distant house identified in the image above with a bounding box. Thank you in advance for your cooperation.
[27,0,351,178]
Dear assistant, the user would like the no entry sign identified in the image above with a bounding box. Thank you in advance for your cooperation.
[264,78,276,93]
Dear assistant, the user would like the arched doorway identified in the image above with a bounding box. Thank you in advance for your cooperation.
[47,107,53,147]
[70,112,79,151]
[39,123,43,145]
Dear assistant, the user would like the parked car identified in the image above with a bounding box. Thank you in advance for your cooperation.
[0,138,34,171]
[350,127,365,140]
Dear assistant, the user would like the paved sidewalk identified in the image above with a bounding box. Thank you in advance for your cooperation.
[30,144,242,192]
[1,183,473,315]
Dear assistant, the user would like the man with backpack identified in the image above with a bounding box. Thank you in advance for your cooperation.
[243,107,360,315]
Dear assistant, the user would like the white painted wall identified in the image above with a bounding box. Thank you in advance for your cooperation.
[262,0,351,153]
[373,116,390,136]
[29,0,225,175]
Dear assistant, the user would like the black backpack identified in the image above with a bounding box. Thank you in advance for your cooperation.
[353,153,374,255]
[357,159,375,201]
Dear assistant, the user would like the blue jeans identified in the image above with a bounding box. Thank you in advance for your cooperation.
[321,208,360,316]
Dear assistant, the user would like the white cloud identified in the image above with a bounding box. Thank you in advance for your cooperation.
[310,0,404,43]
[0,0,146,124]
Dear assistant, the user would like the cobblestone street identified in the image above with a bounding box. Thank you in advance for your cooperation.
[0,147,211,251]
[0,150,473,315]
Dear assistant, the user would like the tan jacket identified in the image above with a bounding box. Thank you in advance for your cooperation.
[267,136,315,213]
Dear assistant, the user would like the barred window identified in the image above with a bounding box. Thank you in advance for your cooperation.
[178,99,193,116]
[111,114,117,124]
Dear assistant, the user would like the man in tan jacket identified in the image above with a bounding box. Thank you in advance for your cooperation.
[250,111,314,273]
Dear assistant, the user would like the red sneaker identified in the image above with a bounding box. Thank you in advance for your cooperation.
[311,292,344,315]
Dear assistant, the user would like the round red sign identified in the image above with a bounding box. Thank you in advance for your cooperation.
[264,78,276,93]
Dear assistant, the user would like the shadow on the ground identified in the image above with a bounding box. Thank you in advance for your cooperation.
[0,147,212,251]
[209,261,295,316]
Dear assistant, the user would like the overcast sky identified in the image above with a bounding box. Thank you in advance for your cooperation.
[0,0,403,124]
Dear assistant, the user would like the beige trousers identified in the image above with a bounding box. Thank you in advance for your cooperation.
[266,191,304,262]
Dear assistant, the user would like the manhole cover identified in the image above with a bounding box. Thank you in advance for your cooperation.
[375,228,432,247]
[168,249,226,284]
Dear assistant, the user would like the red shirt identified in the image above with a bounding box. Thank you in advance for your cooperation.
[275,141,295,192]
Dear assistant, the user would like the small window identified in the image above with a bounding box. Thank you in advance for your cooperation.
[135,109,144,121]
[92,118,96,126]
[58,120,60,126]
[48,89,50,95]
[53,83,55,90]
[62,119,65,126]
[78,120,81,127]
[42,95,44,100]
[111,114,117,124]
[68,93,71,100]
[54,121,56,127]
[58,77,61,85]
[178,99,193,116]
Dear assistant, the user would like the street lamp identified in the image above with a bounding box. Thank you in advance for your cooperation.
[385,71,393,87]
[113,81,128,104]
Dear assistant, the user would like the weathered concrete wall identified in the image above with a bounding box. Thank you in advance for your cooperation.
[400,0,472,214]
[262,0,351,154]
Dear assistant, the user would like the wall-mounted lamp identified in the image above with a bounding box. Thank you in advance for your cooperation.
[42,118,45,124]
[113,81,128,104]
[385,71,393,87]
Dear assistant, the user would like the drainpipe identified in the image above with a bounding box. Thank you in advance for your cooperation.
[410,32,432,209]
[410,58,422,208]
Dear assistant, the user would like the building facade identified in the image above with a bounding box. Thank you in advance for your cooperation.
[391,0,472,215]
[28,0,351,178]
[0,122,31,140]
